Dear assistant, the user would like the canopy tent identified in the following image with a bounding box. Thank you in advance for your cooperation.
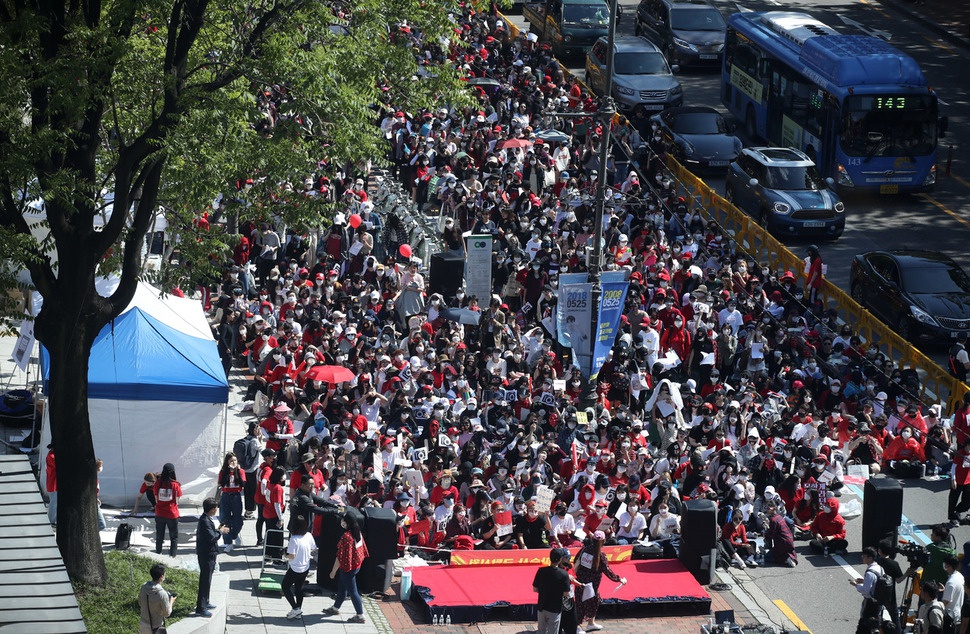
[38,280,229,507]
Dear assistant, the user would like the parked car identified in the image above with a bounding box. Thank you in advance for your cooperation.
[850,250,970,342]
[649,106,741,172]
[522,0,614,59]
[725,147,845,238]
[584,36,683,117]
[634,0,726,67]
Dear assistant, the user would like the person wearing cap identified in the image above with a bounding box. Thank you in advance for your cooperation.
[532,547,571,634]
[809,495,848,556]
[289,450,325,497]
[514,500,552,549]
[289,473,337,540]
[429,469,460,508]
[574,530,626,632]
[480,500,515,550]
[260,402,295,467]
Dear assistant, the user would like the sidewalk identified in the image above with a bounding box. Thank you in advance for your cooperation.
[877,0,970,49]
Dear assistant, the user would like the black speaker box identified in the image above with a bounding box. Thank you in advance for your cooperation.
[679,498,717,585]
[863,477,903,550]
[363,506,399,562]
[315,506,365,590]
[429,251,465,299]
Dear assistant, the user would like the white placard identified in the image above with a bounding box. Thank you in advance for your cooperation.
[534,485,556,511]
[404,468,425,489]
[464,235,493,301]
[751,343,764,359]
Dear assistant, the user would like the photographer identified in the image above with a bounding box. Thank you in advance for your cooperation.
[138,563,175,634]
[877,539,905,634]
[909,524,958,591]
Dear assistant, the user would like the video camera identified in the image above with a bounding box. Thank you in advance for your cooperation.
[898,540,929,567]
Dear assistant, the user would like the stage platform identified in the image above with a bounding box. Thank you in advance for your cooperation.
[409,558,711,624]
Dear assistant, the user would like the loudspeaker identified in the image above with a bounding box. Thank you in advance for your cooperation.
[429,251,465,299]
[363,507,398,562]
[679,498,717,585]
[315,506,364,590]
[863,477,903,549]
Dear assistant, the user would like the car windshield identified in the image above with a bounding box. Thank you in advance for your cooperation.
[672,112,727,135]
[614,51,669,75]
[902,264,970,294]
[563,4,610,26]
[763,164,825,191]
[670,7,725,31]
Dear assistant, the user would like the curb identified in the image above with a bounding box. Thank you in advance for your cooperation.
[875,0,970,51]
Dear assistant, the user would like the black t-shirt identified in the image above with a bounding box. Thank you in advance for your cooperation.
[515,515,548,549]
[533,565,570,613]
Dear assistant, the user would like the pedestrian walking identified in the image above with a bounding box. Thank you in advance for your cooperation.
[195,497,229,617]
[805,244,824,307]
[45,444,56,526]
[233,422,262,520]
[153,463,181,557]
[532,547,571,634]
[283,515,317,620]
[851,546,885,634]
[216,452,245,551]
[574,531,626,632]
[323,512,369,624]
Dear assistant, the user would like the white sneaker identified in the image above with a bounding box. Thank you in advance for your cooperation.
[220,544,233,553]
[233,537,241,547]
[286,608,302,619]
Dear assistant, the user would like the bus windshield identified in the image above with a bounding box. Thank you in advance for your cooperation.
[763,164,826,191]
[562,4,610,26]
[614,52,669,75]
[841,95,937,158]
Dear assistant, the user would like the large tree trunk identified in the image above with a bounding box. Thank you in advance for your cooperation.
[34,278,110,586]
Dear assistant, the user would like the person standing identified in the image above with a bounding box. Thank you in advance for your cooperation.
[153,463,182,557]
[323,512,369,624]
[949,438,970,528]
[138,563,175,634]
[262,467,287,560]
[805,245,824,307]
[942,555,964,633]
[234,422,262,520]
[283,515,317,620]
[915,580,946,634]
[217,452,246,551]
[195,497,229,617]
[45,444,57,527]
[254,449,277,547]
[532,547,570,634]
[850,546,884,634]
[574,531,626,632]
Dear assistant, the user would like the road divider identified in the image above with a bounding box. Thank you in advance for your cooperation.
[772,599,813,634]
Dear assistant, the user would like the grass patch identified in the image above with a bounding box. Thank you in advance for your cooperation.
[73,551,198,633]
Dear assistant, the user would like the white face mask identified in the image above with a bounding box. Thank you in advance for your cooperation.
[901,430,912,440]
[441,478,452,488]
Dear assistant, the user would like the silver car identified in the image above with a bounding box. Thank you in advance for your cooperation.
[584,35,683,117]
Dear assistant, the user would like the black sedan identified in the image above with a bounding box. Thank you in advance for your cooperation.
[649,106,741,172]
[849,250,970,342]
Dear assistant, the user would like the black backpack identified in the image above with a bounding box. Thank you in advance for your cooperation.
[872,570,895,605]
[233,436,259,472]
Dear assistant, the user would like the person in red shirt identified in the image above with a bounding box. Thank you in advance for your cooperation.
[953,393,970,447]
[217,452,246,551]
[882,424,925,476]
[428,469,459,508]
[948,437,970,527]
[262,467,287,560]
[45,445,57,526]
[260,403,295,465]
[660,313,692,364]
[254,449,277,547]
[324,513,369,624]
[583,499,611,537]
[153,463,182,557]
[809,496,847,555]
[721,512,757,568]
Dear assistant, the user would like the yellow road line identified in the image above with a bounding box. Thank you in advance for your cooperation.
[953,175,970,190]
[918,193,970,230]
[774,599,813,634]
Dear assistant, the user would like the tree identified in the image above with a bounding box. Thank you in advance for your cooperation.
[0,0,470,585]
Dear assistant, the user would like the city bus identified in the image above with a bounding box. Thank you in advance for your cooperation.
[721,11,941,194]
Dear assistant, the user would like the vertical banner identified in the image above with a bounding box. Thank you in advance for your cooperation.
[558,283,593,375]
[555,273,588,347]
[464,235,492,300]
[591,281,629,380]
[11,319,34,372]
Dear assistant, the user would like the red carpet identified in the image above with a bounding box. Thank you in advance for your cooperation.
[408,558,710,624]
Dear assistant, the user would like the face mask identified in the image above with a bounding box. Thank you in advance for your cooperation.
[617,492,627,500]
[621,442,631,449]
[518,444,527,451]
[795,468,806,477]
[659,509,669,516]
[498,468,508,476]
[901,431,912,440]
[441,478,452,488]
[445,499,454,507]
[831,386,840,394]
[674,319,683,327]
[821,505,831,513]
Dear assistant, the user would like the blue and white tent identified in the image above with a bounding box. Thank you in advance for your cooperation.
[39,280,229,507]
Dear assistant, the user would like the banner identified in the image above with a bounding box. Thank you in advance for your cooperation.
[464,234,493,300]
[11,319,34,372]
[449,545,633,567]
[591,280,630,380]
[558,283,593,375]
[555,273,588,347]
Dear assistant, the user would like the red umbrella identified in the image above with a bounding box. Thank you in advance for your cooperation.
[495,138,533,150]
[305,365,356,384]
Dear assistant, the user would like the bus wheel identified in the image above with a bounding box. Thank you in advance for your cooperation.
[745,107,757,140]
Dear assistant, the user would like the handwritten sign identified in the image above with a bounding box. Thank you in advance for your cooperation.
[575,411,589,426]
[534,485,556,512]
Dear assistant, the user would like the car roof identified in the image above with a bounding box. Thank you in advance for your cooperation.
[879,250,960,268]
[608,35,662,53]
[563,0,608,5]
[743,147,812,167]
[660,106,721,117]
[658,0,720,9]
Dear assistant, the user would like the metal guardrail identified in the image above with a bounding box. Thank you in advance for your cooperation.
[667,157,970,415]
[368,173,446,270]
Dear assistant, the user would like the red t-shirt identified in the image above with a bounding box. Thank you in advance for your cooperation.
[336,531,369,572]
[45,451,56,493]
[153,480,182,518]
[254,462,274,505]
[262,483,284,519]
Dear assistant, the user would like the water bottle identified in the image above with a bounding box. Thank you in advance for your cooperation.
[445,613,452,624]
[899,518,914,538]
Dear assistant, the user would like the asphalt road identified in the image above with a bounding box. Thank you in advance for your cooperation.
[506,0,970,631]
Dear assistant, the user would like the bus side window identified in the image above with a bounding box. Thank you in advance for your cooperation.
[724,29,737,69]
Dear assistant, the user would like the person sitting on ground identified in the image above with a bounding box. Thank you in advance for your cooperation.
[763,503,797,568]
[883,423,925,478]
[809,495,848,556]
[722,511,758,569]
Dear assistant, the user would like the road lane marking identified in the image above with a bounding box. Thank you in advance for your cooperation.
[773,600,813,633]
[918,193,970,230]
[953,175,970,190]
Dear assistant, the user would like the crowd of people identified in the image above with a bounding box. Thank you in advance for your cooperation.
[127,6,970,634]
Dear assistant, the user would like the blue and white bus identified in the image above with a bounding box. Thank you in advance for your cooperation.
[722,11,941,194]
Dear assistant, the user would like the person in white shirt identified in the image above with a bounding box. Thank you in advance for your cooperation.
[615,499,647,545]
[942,555,964,631]
[283,516,317,619]
[850,547,884,632]
[550,501,580,548]
[485,349,507,378]
[717,300,744,335]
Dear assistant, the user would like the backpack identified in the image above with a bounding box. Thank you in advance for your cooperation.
[872,570,895,605]
[234,436,259,472]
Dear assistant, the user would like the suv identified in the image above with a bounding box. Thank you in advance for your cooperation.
[584,36,683,117]
[725,147,845,238]
[635,0,726,68]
